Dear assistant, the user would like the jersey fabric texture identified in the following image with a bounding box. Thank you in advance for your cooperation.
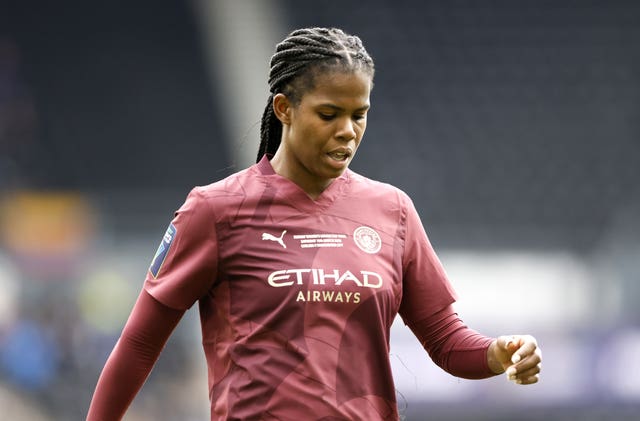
[145,156,459,420]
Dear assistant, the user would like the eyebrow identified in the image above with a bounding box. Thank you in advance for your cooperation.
[317,103,371,112]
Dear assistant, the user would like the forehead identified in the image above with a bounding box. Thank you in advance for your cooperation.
[302,70,372,108]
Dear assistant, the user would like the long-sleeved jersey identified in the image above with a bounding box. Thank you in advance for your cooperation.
[89,156,495,421]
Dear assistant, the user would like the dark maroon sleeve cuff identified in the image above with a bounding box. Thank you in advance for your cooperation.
[407,304,496,379]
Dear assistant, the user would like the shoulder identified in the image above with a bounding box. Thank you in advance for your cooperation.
[180,165,263,217]
[194,164,266,201]
[195,165,257,196]
[346,169,413,208]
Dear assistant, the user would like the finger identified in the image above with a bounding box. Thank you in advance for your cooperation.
[496,335,520,356]
[507,359,541,384]
[507,364,541,382]
[511,338,538,364]
[511,350,542,373]
[500,335,519,348]
[506,358,541,387]
[515,372,540,385]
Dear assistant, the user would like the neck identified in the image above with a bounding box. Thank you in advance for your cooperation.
[269,153,335,200]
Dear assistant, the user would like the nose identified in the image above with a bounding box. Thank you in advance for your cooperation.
[335,117,357,141]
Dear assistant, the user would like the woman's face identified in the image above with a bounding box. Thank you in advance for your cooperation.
[271,69,372,198]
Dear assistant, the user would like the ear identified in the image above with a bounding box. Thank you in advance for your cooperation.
[272,93,292,125]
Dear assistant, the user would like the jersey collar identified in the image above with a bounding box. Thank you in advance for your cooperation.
[256,155,350,211]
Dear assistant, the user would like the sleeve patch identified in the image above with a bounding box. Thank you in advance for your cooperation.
[149,223,176,278]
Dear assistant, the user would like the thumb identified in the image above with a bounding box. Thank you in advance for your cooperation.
[497,335,522,364]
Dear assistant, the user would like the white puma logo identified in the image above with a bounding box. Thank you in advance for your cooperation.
[262,230,287,249]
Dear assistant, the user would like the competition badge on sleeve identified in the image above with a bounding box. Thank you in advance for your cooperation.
[149,223,176,278]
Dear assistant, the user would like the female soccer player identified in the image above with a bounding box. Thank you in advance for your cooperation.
[87,27,541,420]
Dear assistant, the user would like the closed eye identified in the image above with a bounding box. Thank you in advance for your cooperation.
[318,113,336,121]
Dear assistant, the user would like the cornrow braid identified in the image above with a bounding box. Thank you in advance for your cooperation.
[256,27,375,163]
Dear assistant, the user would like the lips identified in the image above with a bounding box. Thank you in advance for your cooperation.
[327,148,352,161]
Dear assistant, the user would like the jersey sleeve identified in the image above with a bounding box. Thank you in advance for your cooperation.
[406,304,496,379]
[144,187,218,310]
[86,290,185,420]
[398,193,458,324]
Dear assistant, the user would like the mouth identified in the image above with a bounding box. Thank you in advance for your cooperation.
[327,149,352,162]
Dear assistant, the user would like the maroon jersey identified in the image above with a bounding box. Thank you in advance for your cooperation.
[144,156,457,420]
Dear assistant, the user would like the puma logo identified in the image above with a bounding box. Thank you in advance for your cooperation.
[262,230,287,249]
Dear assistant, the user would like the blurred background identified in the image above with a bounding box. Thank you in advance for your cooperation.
[1,0,639,419]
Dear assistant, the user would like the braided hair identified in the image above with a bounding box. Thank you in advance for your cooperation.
[256,27,375,163]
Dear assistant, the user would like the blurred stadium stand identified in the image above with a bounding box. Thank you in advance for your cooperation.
[1,1,639,420]
[284,0,640,251]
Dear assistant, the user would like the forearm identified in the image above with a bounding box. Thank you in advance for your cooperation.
[407,305,496,379]
[86,338,154,420]
[86,289,184,421]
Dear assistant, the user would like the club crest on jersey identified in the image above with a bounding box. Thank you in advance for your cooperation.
[149,223,176,278]
[353,226,381,254]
